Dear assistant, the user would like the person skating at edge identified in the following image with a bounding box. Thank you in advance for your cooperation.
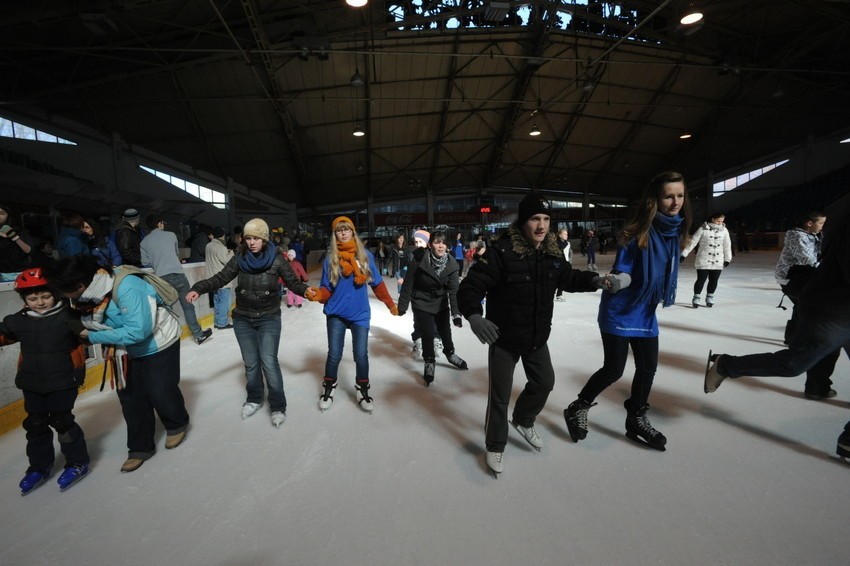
[679,211,732,308]
[564,171,692,452]
[586,229,598,271]
[47,256,189,473]
[0,268,90,494]
[305,216,398,412]
[284,249,309,308]
[141,214,212,345]
[704,204,850,441]
[186,219,308,428]
[774,211,825,346]
[458,193,611,477]
[555,228,572,302]
[398,231,468,386]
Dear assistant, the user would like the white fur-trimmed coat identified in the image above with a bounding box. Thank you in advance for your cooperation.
[681,222,732,270]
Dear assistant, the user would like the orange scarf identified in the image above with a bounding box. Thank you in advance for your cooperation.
[337,240,368,285]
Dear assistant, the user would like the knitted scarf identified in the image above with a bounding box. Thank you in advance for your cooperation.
[237,243,277,274]
[337,239,368,285]
[633,212,683,308]
[76,269,115,330]
[429,250,449,276]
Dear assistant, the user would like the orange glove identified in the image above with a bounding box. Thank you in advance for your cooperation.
[372,281,398,315]
[306,287,332,303]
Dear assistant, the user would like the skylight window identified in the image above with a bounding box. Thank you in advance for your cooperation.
[712,159,790,197]
[140,165,228,209]
[0,116,76,145]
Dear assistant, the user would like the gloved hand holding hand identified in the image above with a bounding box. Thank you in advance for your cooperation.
[604,272,632,294]
[468,314,499,345]
[452,315,463,328]
[723,261,730,268]
[679,255,686,263]
[397,308,406,317]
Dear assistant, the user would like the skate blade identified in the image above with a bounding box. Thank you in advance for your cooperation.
[21,478,48,496]
[59,471,89,492]
[490,469,501,479]
[625,431,667,452]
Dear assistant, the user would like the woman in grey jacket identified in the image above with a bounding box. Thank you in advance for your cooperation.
[186,218,308,428]
[680,212,732,307]
[398,231,467,385]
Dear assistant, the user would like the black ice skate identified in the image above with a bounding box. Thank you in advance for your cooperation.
[564,398,596,442]
[624,401,667,451]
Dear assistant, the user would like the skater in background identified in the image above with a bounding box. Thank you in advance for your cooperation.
[564,171,692,452]
[586,229,598,271]
[0,268,90,494]
[306,216,398,412]
[555,228,572,302]
[775,210,826,346]
[391,232,407,294]
[405,230,443,361]
[48,256,190,473]
[704,204,850,458]
[204,226,233,329]
[0,202,33,273]
[187,218,308,427]
[459,193,608,476]
[398,231,468,386]
[680,212,732,308]
[84,217,123,268]
[453,233,465,272]
[375,240,389,275]
[285,249,308,308]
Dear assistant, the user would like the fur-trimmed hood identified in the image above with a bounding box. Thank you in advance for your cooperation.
[505,225,562,259]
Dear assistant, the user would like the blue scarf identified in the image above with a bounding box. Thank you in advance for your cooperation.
[634,212,683,308]
[237,243,277,274]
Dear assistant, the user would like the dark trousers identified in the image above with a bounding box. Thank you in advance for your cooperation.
[118,341,189,458]
[23,388,89,472]
[485,344,555,452]
[718,308,850,396]
[579,332,659,410]
[413,308,455,361]
[694,269,722,295]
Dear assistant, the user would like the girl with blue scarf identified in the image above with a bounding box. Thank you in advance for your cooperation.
[564,172,692,451]
[187,218,309,428]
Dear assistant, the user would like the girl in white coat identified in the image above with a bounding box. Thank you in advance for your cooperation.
[680,212,732,307]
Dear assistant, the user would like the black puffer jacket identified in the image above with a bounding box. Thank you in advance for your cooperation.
[398,248,460,316]
[458,226,599,353]
[190,252,308,318]
[0,303,86,393]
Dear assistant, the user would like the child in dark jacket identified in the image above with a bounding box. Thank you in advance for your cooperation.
[0,268,90,494]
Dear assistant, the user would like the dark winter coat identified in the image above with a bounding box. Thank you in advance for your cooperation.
[56,227,90,259]
[0,303,86,394]
[799,205,850,318]
[398,248,460,316]
[390,244,406,275]
[190,252,308,318]
[89,235,123,267]
[115,222,142,267]
[458,225,600,354]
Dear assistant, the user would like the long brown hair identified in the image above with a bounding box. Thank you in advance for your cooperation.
[621,171,692,250]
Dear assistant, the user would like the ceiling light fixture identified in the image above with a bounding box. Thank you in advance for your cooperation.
[679,2,704,25]
[346,0,368,7]
[350,68,365,87]
[529,124,541,136]
[353,124,366,137]
[679,130,693,140]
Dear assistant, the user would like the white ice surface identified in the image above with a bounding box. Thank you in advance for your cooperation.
[1,250,848,566]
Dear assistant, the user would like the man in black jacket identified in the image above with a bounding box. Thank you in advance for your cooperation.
[115,208,143,267]
[458,193,610,476]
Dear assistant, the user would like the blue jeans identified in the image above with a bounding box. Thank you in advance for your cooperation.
[233,312,286,411]
[118,341,189,458]
[161,272,203,339]
[325,316,369,382]
[213,287,231,328]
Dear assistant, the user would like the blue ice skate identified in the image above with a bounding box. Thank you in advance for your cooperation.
[57,464,89,491]
[20,469,50,496]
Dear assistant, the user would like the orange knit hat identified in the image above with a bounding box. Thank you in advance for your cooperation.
[332,216,355,232]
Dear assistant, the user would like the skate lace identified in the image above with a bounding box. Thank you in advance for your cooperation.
[635,415,660,437]
[489,452,502,464]
[321,382,337,401]
[569,401,595,429]
[356,384,372,403]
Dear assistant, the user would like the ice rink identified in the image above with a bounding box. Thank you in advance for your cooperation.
[1,249,847,566]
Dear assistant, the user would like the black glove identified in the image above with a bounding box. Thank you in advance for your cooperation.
[452,315,463,328]
[679,255,685,263]
[468,314,499,345]
[723,261,730,267]
[397,308,406,317]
